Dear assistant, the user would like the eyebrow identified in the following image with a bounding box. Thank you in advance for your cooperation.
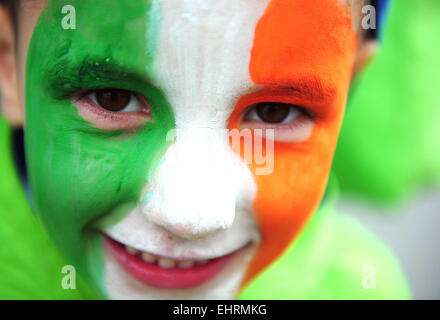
[44,55,150,99]
[262,76,337,105]
[44,52,335,106]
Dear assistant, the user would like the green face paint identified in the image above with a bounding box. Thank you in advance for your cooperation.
[25,0,174,296]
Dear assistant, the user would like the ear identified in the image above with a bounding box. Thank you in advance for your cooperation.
[0,6,22,127]
[352,39,379,77]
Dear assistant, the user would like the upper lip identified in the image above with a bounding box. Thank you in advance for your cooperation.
[102,232,252,262]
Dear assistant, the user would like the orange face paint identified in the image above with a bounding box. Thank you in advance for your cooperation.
[228,0,358,288]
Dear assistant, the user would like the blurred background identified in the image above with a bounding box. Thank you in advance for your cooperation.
[331,0,440,299]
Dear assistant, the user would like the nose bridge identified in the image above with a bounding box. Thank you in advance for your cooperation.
[141,128,251,239]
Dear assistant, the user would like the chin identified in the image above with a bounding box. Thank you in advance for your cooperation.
[98,206,259,300]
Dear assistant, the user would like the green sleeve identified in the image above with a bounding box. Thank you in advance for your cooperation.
[0,116,96,299]
[239,207,410,300]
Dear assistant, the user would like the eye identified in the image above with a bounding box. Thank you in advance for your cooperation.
[244,102,302,124]
[89,89,143,112]
[74,89,153,131]
[240,102,314,143]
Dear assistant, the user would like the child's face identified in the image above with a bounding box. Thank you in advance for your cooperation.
[13,0,358,299]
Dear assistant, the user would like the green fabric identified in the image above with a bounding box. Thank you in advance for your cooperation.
[332,0,440,203]
[0,116,95,299]
[239,206,410,299]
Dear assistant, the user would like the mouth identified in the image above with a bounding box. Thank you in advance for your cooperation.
[104,235,245,290]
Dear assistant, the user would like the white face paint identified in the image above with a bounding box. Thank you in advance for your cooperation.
[103,0,271,299]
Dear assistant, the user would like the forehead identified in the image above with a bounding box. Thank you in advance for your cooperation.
[22,0,361,41]
[23,0,359,61]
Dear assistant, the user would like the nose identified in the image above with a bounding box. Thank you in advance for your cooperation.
[141,129,253,240]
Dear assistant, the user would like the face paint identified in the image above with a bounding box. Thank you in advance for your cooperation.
[228,0,358,286]
[26,0,174,294]
[102,0,269,299]
[24,0,358,299]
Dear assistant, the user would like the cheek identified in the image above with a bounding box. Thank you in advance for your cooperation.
[243,115,343,285]
[229,103,345,287]
[233,0,358,287]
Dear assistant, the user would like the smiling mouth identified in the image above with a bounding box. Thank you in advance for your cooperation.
[104,235,244,290]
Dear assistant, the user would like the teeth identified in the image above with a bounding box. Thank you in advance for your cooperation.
[123,245,211,269]
[158,258,176,269]
[177,260,195,269]
[141,252,157,264]
[125,246,140,256]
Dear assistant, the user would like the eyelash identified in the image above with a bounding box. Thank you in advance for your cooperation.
[73,89,153,131]
[239,102,315,143]
[90,90,145,112]
[72,85,315,139]
[242,103,313,124]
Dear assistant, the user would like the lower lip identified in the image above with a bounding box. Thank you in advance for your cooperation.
[105,237,239,290]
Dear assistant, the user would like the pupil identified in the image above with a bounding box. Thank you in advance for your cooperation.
[96,89,131,112]
[256,103,291,123]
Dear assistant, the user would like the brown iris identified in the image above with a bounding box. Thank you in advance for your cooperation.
[95,89,131,112]
[255,102,291,123]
